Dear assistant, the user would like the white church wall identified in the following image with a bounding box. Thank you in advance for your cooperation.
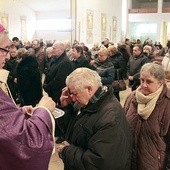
[76,0,123,47]
[0,0,36,41]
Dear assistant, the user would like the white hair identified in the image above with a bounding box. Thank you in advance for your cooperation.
[66,68,102,91]
[141,62,165,81]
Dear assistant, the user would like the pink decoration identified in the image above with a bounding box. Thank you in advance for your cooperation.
[0,24,5,32]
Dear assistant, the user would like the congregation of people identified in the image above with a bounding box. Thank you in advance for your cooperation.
[1,22,170,170]
[4,35,170,105]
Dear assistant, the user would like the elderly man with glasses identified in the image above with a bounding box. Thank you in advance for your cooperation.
[0,27,10,65]
[0,24,11,96]
[0,24,56,170]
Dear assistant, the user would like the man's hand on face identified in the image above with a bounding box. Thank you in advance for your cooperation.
[60,87,73,107]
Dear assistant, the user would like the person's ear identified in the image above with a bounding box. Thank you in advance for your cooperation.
[87,86,93,95]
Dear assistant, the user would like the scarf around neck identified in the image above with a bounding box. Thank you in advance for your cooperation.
[135,84,163,120]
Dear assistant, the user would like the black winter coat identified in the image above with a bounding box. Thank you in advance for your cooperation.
[43,52,73,103]
[71,55,90,70]
[4,57,18,101]
[17,56,42,106]
[92,58,115,85]
[59,86,132,170]
[109,52,127,80]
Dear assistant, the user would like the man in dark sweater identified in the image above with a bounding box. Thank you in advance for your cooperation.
[127,45,148,91]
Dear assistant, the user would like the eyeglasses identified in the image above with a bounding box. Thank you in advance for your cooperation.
[0,47,9,56]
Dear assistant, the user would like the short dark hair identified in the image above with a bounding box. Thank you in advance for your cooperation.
[12,37,19,42]
[72,45,84,55]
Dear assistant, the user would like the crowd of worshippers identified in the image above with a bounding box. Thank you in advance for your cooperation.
[3,36,170,107]
[1,23,170,170]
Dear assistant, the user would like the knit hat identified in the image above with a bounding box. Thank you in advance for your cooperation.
[0,24,5,32]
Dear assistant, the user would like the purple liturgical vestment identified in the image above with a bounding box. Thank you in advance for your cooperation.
[0,89,54,170]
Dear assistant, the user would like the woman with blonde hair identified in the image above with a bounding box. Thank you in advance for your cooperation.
[108,45,127,101]
[90,48,115,86]
[143,45,155,62]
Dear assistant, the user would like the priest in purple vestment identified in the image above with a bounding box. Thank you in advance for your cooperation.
[0,89,56,170]
[0,24,56,170]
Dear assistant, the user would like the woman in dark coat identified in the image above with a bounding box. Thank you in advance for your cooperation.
[124,63,170,170]
[70,45,90,70]
[108,45,127,101]
[90,48,115,86]
[17,53,42,106]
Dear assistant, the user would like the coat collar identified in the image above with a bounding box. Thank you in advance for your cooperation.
[81,85,113,113]
[52,52,67,63]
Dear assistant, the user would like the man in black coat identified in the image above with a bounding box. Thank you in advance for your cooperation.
[43,41,73,142]
[43,41,73,104]
[127,45,148,91]
[56,68,132,170]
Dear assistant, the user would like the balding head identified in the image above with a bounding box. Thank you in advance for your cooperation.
[52,41,65,57]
